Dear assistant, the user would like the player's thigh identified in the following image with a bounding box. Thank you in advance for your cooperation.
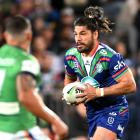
[90,126,117,140]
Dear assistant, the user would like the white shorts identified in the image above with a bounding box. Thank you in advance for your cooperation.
[0,131,14,140]
[0,126,50,140]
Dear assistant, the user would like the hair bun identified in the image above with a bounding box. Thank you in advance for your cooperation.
[84,6,104,20]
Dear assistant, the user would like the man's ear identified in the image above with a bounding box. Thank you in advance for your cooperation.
[26,32,32,41]
[3,31,10,42]
[93,30,98,40]
[3,31,7,40]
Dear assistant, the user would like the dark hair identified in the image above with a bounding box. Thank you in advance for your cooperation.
[5,16,31,35]
[74,6,113,33]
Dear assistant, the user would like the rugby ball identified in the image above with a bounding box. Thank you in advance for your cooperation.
[63,82,86,104]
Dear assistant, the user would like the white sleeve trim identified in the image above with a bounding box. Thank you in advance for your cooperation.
[21,60,40,76]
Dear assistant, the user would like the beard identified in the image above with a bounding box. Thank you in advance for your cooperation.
[76,40,94,53]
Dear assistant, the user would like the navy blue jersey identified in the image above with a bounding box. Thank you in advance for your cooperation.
[64,43,129,114]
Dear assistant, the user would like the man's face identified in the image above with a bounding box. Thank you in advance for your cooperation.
[74,26,95,53]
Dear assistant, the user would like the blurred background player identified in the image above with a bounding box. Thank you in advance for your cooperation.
[63,6,136,140]
[0,15,68,140]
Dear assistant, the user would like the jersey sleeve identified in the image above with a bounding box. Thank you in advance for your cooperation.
[64,55,77,79]
[109,53,128,80]
[20,58,41,82]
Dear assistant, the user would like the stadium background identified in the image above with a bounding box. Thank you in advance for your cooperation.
[0,0,140,140]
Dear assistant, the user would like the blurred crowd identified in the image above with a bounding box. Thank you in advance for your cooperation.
[0,0,140,140]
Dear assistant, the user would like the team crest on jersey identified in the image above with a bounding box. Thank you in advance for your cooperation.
[96,63,103,73]
[99,49,107,55]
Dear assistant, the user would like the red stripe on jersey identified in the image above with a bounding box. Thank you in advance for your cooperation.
[100,57,110,61]
[112,66,128,78]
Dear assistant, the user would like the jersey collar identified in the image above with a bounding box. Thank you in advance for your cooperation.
[89,41,99,57]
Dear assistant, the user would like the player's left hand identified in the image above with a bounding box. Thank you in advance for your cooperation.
[76,83,98,103]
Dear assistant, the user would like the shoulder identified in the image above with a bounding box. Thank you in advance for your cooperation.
[20,51,39,64]
[27,53,39,63]
[65,47,79,56]
[64,47,80,61]
[97,43,117,58]
[20,53,40,76]
[21,53,39,65]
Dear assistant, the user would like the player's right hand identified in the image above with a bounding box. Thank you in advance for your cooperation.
[51,119,68,140]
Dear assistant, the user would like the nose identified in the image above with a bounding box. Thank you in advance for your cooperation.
[75,34,82,42]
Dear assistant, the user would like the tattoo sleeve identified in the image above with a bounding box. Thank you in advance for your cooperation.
[17,73,37,92]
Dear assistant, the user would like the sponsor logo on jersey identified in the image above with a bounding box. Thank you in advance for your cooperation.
[85,60,90,65]
[74,61,79,69]
[0,58,15,66]
[21,60,40,75]
[99,49,107,55]
[109,112,117,116]
[119,107,128,116]
[114,61,125,71]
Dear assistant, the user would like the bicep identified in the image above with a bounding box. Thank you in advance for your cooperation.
[116,68,136,85]
[115,68,136,93]
[16,73,37,100]
[104,68,136,96]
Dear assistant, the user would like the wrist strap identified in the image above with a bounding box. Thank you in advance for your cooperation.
[100,88,104,97]
[96,88,104,97]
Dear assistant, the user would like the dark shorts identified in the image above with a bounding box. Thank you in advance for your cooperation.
[88,105,129,139]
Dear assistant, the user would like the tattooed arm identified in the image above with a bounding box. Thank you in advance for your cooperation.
[16,73,68,139]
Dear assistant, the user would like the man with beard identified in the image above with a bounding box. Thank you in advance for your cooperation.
[63,6,136,140]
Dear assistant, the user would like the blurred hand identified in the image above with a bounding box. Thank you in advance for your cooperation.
[51,119,68,140]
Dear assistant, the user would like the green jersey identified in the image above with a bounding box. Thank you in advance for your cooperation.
[0,44,40,133]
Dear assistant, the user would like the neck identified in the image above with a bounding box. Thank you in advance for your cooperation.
[6,40,30,52]
[82,41,99,57]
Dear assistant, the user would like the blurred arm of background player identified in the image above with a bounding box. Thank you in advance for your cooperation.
[16,73,68,140]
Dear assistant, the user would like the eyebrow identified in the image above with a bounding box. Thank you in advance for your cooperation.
[74,30,87,33]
